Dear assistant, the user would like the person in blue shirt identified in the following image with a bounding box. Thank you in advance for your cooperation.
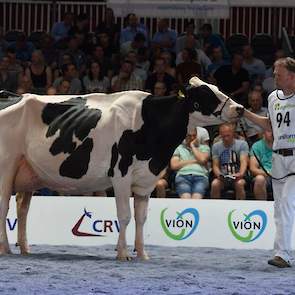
[51,12,74,42]
[120,13,148,46]
[152,19,177,54]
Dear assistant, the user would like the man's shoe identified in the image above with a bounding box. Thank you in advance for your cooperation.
[268,256,291,268]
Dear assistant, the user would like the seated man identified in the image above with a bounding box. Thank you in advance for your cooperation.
[170,127,210,199]
[211,123,249,200]
[238,90,268,146]
[249,130,273,200]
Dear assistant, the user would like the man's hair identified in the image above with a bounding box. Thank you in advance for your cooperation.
[275,57,295,73]
[219,122,235,133]
[134,32,146,43]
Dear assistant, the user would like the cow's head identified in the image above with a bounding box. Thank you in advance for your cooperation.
[184,76,243,128]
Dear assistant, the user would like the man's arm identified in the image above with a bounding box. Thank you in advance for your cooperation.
[212,158,222,179]
[249,155,267,177]
[242,109,272,131]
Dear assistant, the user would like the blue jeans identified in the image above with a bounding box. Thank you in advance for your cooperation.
[175,174,209,196]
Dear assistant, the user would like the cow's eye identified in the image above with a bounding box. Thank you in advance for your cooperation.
[193,102,199,111]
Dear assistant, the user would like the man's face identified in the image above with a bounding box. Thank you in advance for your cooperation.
[274,64,295,90]
[220,126,235,146]
[249,92,263,111]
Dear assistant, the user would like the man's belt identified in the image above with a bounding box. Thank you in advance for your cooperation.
[274,148,295,157]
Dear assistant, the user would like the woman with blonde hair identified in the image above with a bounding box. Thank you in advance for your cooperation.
[24,50,52,94]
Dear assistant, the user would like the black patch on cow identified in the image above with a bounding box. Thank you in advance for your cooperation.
[108,143,118,177]
[60,138,93,178]
[109,95,190,177]
[186,85,221,115]
[41,97,101,179]
[0,96,22,110]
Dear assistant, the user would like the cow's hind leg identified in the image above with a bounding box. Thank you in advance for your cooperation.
[16,192,32,255]
[0,171,15,254]
[134,194,149,260]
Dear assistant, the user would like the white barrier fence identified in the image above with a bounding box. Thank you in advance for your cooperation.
[6,197,286,250]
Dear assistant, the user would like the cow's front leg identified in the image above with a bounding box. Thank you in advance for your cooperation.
[16,192,32,255]
[134,194,149,260]
[115,193,132,261]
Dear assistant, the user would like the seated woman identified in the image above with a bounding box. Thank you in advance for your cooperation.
[170,127,210,199]
[24,50,52,94]
[82,61,110,93]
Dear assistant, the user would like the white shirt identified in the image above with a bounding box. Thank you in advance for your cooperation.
[268,90,295,150]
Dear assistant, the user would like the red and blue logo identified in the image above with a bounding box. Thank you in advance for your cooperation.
[72,208,120,237]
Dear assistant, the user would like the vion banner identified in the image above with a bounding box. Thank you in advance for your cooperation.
[5,197,284,249]
[107,0,230,19]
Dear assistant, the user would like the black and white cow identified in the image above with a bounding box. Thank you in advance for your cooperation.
[0,77,242,259]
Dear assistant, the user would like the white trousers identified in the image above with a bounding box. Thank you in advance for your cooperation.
[272,152,295,262]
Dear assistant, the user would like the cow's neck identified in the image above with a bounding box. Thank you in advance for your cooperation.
[141,95,190,175]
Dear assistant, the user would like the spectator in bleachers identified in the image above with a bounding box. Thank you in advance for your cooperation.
[0,56,18,92]
[47,86,57,95]
[56,79,71,94]
[176,47,202,85]
[242,44,266,85]
[211,123,249,200]
[51,12,74,42]
[249,130,273,200]
[97,31,119,60]
[160,50,176,78]
[91,45,114,81]
[238,90,268,146]
[170,127,210,199]
[176,35,211,77]
[125,51,148,81]
[176,21,200,54]
[96,8,120,48]
[152,18,177,54]
[17,74,33,94]
[8,33,35,65]
[68,13,89,37]
[82,61,110,93]
[136,47,151,74]
[53,63,82,94]
[153,81,167,96]
[120,13,148,45]
[24,50,52,94]
[39,34,58,70]
[145,57,176,95]
[111,59,143,92]
[200,23,229,60]
[206,45,229,80]
[120,32,146,58]
[62,35,87,76]
[6,48,23,79]
[214,51,250,106]
[0,27,8,60]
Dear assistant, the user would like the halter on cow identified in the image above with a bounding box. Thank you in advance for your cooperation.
[0,77,242,259]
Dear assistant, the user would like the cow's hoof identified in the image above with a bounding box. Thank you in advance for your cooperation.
[116,254,133,261]
[0,245,12,255]
[136,252,150,261]
[20,246,30,255]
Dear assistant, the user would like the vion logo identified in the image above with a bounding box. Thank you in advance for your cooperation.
[228,209,267,242]
[72,208,120,237]
[160,208,199,240]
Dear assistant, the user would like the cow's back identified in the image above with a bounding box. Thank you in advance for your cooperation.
[0,91,149,193]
